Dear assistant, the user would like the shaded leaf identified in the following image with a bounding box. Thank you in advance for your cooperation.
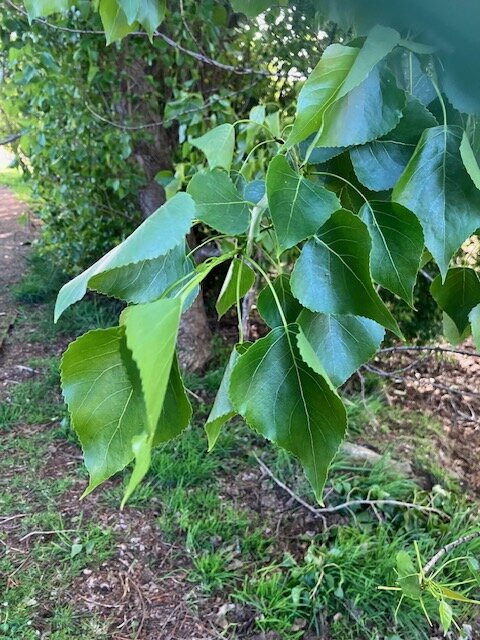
[216,258,255,318]
[229,324,347,500]
[55,192,195,320]
[291,209,401,336]
[443,312,471,347]
[136,0,166,40]
[154,357,192,446]
[89,243,197,308]
[24,0,72,19]
[393,126,480,278]
[99,0,137,45]
[288,26,400,147]
[187,169,250,235]
[297,311,384,387]
[431,267,480,334]
[205,348,239,450]
[470,304,480,352]
[460,131,480,191]
[191,124,235,172]
[257,274,302,328]
[266,155,340,254]
[396,551,421,600]
[359,201,424,305]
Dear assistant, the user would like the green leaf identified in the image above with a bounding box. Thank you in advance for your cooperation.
[154,357,192,446]
[396,551,421,600]
[393,126,480,278]
[431,268,480,334]
[314,62,405,149]
[117,0,140,23]
[257,274,303,329]
[439,600,453,634]
[99,0,137,45]
[136,0,166,40]
[216,258,255,318]
[61,327,146,495]
[54,192,195,321]
[121,298,182,503]
[469,304,480,351]
[439,586,480,605]
[89,242,197,307]
[205,348,239,450]
[191,124,235,172]
[187,169,250,235]
[229,324,347,500]
[230,0,272,17]
[291,210,401,336]
[359,201,424,305]
[23,0,72,19]
[122,298,182,433]
[287,25,401,147]
[460,131,480,191]
[443,312,471,347]
[297,311,384,387]
[266,155,340,254]
[350,96,437,191]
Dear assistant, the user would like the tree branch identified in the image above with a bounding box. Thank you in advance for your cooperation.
[423,531,480,575]
[0,132,22,145]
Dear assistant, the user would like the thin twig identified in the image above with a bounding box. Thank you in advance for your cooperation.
[254,455,449,520]
[19,528,76,542]
[379,345,480,359]
[0,513,28,524]
[423,531,480,575]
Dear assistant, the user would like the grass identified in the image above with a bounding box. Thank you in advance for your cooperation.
[0,167,33,204]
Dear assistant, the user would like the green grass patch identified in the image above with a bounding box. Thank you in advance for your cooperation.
[0,167,32,202]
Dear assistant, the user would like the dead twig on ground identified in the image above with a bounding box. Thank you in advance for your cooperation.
[423,531,480,575]
[254,454,449,520]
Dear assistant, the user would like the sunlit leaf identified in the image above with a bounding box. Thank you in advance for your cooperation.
[216,258,255,318]
[191,124,235,172]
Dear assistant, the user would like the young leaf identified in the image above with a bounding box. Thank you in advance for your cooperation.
[469,304,480,351]
[191,124,235,172]
[55,192,195,321]
[187,169,250,235]
[438,586,480,605]
[431,267,480,334]
[216,259,255,318]
[359,201,424,305]
[205,348,240,450]
[290,209,401,336]
[99,0,137,45]
[61,327,146,495]
[257,274,303,329]
[438,600,453,634]
[297,311,384,387]
[393,126,480,278]
[266,155,340,254]
[396,551,421,600]
[229,324,347,500]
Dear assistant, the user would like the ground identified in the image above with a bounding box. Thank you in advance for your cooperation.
[1,182,480,640]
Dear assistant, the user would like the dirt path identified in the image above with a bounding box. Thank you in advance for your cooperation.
[0,186,32,350]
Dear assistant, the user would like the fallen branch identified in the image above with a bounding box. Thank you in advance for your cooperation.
[254,455,449,520]
[423,531,480,575]
[19,528,76,542]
